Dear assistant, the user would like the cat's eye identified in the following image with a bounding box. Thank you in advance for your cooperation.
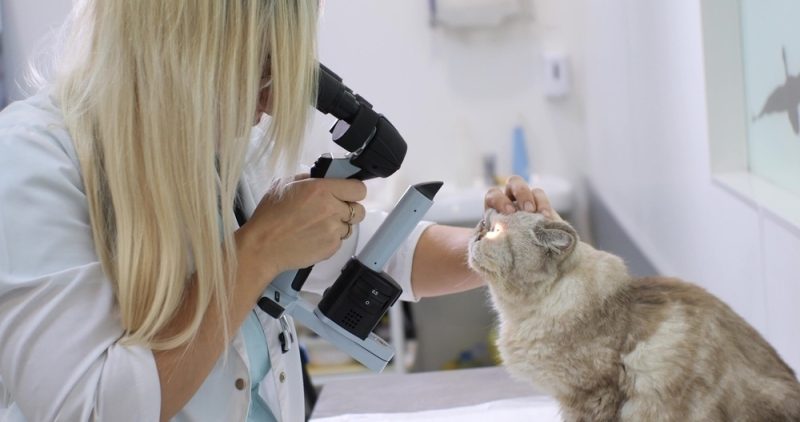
[486,223,503,240]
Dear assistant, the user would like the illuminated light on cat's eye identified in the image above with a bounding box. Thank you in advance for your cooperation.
[485,223,504,240]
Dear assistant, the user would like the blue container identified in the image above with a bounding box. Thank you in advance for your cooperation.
[512,125,530,182]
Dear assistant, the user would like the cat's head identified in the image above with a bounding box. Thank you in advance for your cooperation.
[467,210,579,287]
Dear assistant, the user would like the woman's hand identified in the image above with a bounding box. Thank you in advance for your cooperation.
[238,175,367,279]
[483,175,561,220]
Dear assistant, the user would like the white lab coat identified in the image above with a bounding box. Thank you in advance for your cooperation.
[0,90,432,421]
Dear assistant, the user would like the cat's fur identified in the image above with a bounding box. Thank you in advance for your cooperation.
[467,210,800,422]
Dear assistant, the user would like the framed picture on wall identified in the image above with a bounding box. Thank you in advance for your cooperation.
[741,0,800,198]
[702,0,800,230]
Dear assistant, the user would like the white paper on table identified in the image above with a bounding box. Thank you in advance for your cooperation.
[311,396,562,422]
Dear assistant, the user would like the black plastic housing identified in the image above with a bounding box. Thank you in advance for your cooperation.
[315,63,408,180]
[317,258,402,340]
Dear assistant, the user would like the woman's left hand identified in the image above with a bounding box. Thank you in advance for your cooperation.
[483,175,561,220]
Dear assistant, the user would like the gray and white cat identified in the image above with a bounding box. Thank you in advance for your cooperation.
[468,210,800,422]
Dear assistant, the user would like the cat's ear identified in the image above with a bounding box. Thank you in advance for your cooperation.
[532,221,577,257]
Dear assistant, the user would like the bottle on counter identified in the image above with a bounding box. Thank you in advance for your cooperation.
[512,123,531,183]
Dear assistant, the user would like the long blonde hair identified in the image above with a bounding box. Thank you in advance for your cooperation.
[55,0,318,349]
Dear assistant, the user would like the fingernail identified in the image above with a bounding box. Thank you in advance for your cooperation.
[505,205,515,214]
[524,202,535,212]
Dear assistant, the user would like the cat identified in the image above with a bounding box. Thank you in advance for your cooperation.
[467,210,800,422]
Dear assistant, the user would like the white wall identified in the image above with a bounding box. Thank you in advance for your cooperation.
[1,0,72,101]
[583,0,800,371]
[306,0,590,233]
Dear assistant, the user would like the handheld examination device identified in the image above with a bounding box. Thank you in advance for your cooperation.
[237,64,442,371]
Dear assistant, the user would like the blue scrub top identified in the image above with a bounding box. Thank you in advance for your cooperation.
[242,311,277,422]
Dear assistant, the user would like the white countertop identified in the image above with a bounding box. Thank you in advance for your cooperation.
[311,366,547,419]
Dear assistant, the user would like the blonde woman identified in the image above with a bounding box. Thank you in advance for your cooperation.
[0,0,555,421]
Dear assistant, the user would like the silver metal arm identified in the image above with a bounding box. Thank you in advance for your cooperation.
[357,182,442,271]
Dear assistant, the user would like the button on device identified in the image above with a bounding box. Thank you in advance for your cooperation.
[358,297,387,314]
[235,378,246,390]
[279,372,286,383]
[354,284,390,304]
[354,282,391,301]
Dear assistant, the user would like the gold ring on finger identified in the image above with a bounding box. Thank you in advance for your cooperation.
[347,202,356,224]
[341,223,353,240]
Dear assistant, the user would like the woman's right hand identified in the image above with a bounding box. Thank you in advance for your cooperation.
[237,175,367,280]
